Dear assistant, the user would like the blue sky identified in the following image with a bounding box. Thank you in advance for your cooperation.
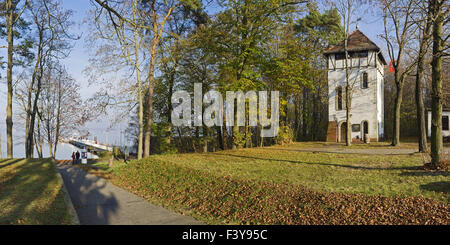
[0,0,388,156]
[60,0,92,95]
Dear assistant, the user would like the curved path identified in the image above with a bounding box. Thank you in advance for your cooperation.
[56,163,203,225]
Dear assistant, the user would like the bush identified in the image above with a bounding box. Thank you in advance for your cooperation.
[151,122,178,155]
[232,130,246,149]
[113,147,125,159]
[96,151,109,159]
[275,125,294,145]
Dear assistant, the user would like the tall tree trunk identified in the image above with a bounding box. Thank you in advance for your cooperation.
[203,126,208,153]
[138,78,144,159]
[222,102,228,150]
[344,38,352,146]
[313,86,320,141]
[302,90,307,140]
[293,95,299,141]
[0,131,2,159]
[345,87,352,145]
[216,102,224,150]
[48,139,54,159]
[28,57,44,159]
[143,3,175,157]
[216,126,223,150]
[193,127,199,152]
[166,72,174,146]
[430,0,444,168]
[144,37,157,157]
[47,121,54,159]
[343,5,352,147]
[25,40,42,158]
[6,0,14,158]
[392,73,404,146]
[415,17,431,153]
[54,82,62,159]
[223,125,229,150]
[232,102,239,149]
[134,26,144,160]
[35,116,43,158]
[176,127,184,152]
[245,115,250,148]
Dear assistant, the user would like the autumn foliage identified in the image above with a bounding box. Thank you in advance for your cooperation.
[101,157,449,225]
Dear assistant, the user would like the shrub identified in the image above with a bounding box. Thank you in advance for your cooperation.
[275,125,294,145]
[151,122,178,155]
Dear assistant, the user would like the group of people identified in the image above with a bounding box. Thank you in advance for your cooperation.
[71,151,81,164]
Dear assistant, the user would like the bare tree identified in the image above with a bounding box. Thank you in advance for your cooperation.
[22,0,77,158]
[92,0,200,157]
[86,0,150,159]
[332,0,365,146]
[39,63,86,158]
[381,0,419,146]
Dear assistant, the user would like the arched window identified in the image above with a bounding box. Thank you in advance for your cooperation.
[363,121,369,134]
[336,86,343,111]
[362,72,368,89]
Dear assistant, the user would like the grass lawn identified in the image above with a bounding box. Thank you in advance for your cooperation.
[0,159,72,225]
[81,142,449,225]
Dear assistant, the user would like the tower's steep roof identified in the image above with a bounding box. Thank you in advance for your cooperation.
[324,29,387,65]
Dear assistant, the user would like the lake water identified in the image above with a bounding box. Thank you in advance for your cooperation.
[0,123,127,160]
[1,142,97,160]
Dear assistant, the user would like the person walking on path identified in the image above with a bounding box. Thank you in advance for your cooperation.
[72,152,76,165]
[75,151,80,164]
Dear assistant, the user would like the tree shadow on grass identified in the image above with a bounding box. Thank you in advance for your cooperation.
[419,181,450,201]
[260,147,417,155]
[0,159,24,169]
[0,159,73,224]
[214,152,418,171]
[399,171,450,177]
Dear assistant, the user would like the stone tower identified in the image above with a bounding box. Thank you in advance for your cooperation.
[324,30,387,143]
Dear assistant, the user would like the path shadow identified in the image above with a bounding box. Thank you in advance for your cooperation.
[57,164,119,225]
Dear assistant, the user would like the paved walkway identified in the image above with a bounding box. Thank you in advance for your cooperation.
[57,163,203,225]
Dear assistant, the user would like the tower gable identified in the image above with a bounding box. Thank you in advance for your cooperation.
[324,30,387,67]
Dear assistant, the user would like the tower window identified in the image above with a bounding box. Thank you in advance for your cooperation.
[443,116,449,131]
[335,53,346,60]
[350,51,368,58]
[336,86,343,111]
[362,72,368,89]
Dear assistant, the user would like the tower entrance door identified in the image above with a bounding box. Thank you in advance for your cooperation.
[340,122,347,143]
[363,121,369,142]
